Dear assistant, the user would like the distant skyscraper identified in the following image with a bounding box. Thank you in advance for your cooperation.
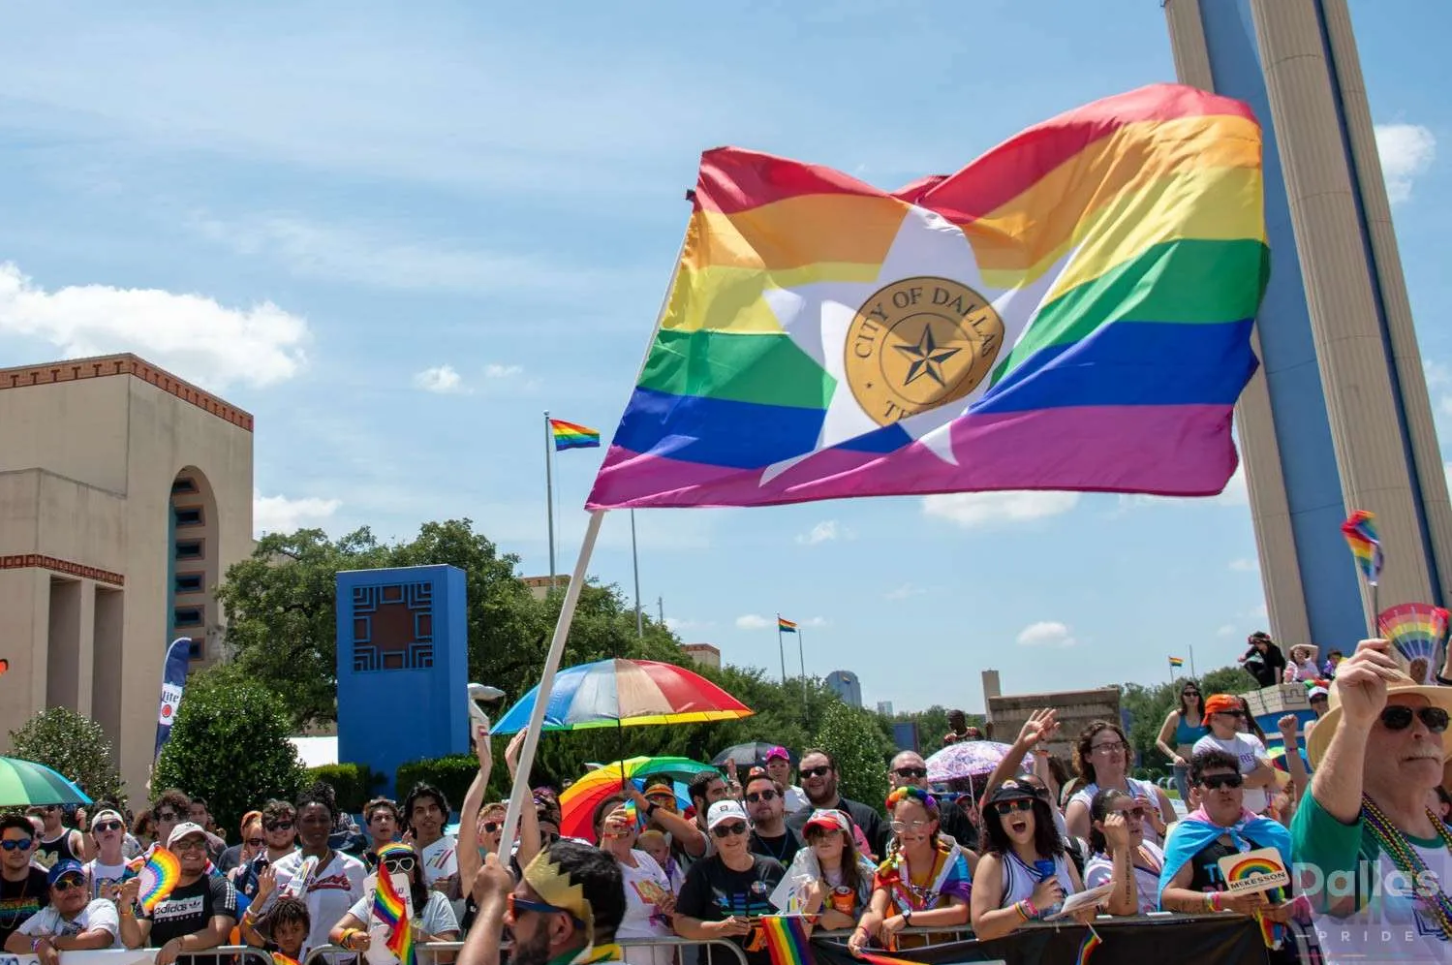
[825,670,862,708]
[877,700,894,717]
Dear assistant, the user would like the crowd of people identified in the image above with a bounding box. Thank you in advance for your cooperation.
[2,637,1451,965]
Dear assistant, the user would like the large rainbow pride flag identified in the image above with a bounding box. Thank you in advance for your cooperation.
[587,84,1267,510]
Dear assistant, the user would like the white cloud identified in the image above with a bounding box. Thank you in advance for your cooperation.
[884,583,925,600]
[1216,624,1237,638]
[801,616,829,628]
[414,365,465,394]
[253,491,341,536]
[1247,603,1269,620]
[484,364,523,379]
[1374,123,1436,204]
[1016,621,1077,648]
[664,617,711,633]
[736,614,771,631]
[1228,557,1258,573]
[0,261,308,390]
[1426,361,1452,419]
[923,491,1079,528]
[795,520,852,545]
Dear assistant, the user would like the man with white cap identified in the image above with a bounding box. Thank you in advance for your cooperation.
[1293,637,1452,963]
[673,800,786,965]
[83,808,129,902]
[117,822,237,965]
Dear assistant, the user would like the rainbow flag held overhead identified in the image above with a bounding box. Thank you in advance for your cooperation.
[1169,656,1185,668]
[1340,510,1383,585]
[550,419,601,452]
[586,84,1267,510]
[778,616,798,633]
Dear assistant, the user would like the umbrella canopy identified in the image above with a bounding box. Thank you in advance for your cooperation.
[0,757,92,808]
[492,659,753,733]
[925,741,1030,783]
[712,742,793,770]
[558,756,716,840]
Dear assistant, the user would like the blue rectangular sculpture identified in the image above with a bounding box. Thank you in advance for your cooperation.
[336,564,469,797]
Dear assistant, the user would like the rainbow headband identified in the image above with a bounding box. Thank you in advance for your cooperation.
[886,786,937,812]
[523,848,596,956]
[377,842,415,862]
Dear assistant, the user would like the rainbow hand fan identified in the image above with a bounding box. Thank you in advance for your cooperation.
[137,847,182,913]
[1377,603,1449,684]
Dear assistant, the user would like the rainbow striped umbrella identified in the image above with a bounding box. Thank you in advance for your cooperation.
[0,757,93,808]
[491,658,753,733]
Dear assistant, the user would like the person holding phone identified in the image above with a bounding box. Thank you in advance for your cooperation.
[672,801,784,965]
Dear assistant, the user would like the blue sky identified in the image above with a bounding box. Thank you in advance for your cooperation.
[1,1,1446,713]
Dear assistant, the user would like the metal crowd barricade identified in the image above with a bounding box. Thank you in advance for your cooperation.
[303,937,750,965]
[175,946,276,965]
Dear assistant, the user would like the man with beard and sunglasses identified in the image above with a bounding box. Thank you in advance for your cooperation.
[674,801,785,965]
[459,840,626,965]
[784,750,888,862]
[1158,749,1302,964]
[1294,638,1452,964]
[743,772,802,866]
[889,751,979,852]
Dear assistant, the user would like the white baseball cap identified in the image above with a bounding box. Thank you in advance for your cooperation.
[167,822,209,849]
[706,800,748,830]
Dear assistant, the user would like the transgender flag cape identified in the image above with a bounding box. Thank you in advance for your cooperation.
[588,83,1267,510]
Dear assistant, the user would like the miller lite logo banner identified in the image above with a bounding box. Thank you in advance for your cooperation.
[153,638,192,762]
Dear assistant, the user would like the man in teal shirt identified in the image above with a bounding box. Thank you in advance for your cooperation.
[1293,638,1452,964]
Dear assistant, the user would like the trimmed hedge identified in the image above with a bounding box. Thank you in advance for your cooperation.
[308,763,381,814]
[395,754,478,814]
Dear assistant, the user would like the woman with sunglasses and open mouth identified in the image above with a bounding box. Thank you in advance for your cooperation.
[329,842,460,963]
[850,787,971,955]
[969,780,1086,941]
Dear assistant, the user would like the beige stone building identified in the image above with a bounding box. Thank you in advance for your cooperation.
[0,354,253,797]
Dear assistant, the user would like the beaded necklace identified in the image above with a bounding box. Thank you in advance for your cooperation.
[1360,795,1452,938]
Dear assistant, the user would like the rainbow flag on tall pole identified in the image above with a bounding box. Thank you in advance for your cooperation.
[543,413,602,592]
[586,84,1266,510]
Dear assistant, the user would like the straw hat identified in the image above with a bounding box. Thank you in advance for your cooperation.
[1306,667,1452,767]
[1289,643,1319,661]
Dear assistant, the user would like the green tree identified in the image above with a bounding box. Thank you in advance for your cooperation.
[153,665,306,833]
[813,700,895,808]
[8,708,126,807]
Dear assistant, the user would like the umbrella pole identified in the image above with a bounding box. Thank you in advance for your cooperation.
[498,510,607,856]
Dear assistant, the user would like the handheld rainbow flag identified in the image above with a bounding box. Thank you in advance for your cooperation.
[586,84,1267,510]
[137,847,181,913]
[778,616,798,633]
[550,419,601,452]
[760,916,814,965]
[1076,926,1103,965]
[1340,510,1383,586]
[1168,656,1185,668]
[373,845,414,965]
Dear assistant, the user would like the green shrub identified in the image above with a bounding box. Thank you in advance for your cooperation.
[308,764,380,814]
[154,666,306,835]
[813,700,895,811]
[395,754,479,814]
[9,708,127,808]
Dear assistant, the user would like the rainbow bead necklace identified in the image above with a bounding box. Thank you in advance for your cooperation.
[1360,795,1452,938]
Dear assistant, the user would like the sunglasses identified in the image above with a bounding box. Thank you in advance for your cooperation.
[1113,806,1148,820]
[509,894,583,925]
[265,821,295,832]
[711,822,749,839]
[993,799,1034,815]
[246,838,265,848]
[1091,741,1128,754]
[43,806,59,813]
[172,838,207,852]
[1,839,33,851]
[1214,710,1246,719]
[52,877,85,892]
[1199,773,1244,790]
[382,856,416,874]
[894,767,928,779]
[889,818,932,833]
[94,821,123,833]
[155,812,178,822]
[1381,706,1450,732]
[481,822,501,834]
[745,790,778,803]
[801,766,832,779]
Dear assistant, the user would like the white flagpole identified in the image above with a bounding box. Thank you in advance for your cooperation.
[544,411,556,588]
[497,510,606,853]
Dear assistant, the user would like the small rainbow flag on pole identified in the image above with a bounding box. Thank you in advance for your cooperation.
[760,916,814,965]
[550,419,601,452]
[1076,926,1103,965]
[1168,656,1185,668]
[1340,509,1384,586]
[778,616,798,633]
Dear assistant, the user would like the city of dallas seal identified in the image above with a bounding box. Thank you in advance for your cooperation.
[844,276,1005,426]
